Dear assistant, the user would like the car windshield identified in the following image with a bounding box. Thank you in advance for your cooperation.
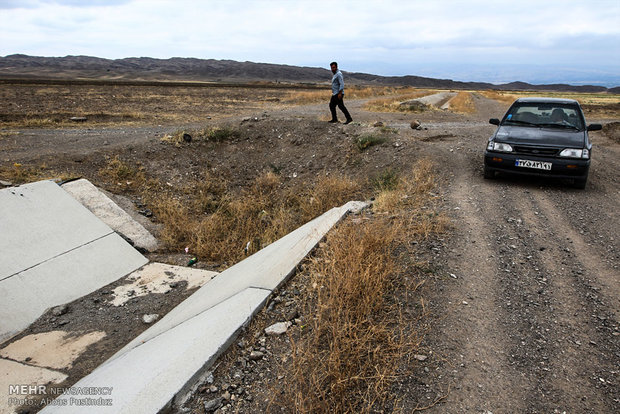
[503,103,584,130]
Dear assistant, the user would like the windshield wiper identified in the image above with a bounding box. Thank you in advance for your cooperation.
[504,119,538,127]
[538,123,580,130]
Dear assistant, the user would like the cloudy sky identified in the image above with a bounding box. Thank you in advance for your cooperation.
[1,0,619,86]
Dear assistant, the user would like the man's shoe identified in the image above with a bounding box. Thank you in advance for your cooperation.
[328,119,338,123]
[344,119,353,125]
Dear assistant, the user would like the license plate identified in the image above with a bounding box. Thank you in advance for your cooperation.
[515,159,552,170]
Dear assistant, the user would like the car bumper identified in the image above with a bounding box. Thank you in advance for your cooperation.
[484,151,589,179]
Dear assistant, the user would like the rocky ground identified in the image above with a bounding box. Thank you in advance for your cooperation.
[1,85,618,413]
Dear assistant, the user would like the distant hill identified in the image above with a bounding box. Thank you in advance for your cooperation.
[0,54,614,94]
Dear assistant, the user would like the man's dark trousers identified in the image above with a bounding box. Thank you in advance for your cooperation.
[329,94,352,122]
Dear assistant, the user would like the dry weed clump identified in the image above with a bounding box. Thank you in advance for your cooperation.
[162,126,240,146]
[373,159,449,238]
[356,134,387,151]
[98,156,146,191]
[148,171,363,265]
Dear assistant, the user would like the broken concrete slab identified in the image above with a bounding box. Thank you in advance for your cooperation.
[39,287,271,414]
[0,180,114,282]
[110,263,218,306]
[0,359,67,414]
[61,179,158,252]
[111,201,366,359]
[0,330,106,370]
[0,180,148,344]
[39,200,366,413]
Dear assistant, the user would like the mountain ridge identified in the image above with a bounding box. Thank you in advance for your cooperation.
[1,54,617,94]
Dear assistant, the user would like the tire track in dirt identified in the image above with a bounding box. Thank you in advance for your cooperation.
[505,189,619,412]
[424,163,530,413]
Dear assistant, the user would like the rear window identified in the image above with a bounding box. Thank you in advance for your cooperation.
[503,102,585,130]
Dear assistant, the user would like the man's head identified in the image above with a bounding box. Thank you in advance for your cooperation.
[330,62,338,74]
[551,108,566,123]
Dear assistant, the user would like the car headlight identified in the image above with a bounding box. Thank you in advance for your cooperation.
[488,141,513,152]
[560,148,589,159]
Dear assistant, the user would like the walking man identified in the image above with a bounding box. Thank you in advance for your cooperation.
[329,61,353,124]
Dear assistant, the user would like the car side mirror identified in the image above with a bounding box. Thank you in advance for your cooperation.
[587,124,602,131]
[489,118,500,125]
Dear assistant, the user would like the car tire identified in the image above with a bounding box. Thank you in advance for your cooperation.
[483,166,495,179]
[573,177,587,189]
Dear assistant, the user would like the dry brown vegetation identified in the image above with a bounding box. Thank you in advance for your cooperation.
[283,86,422,105]
[0,162,70,185]
[271,160,447,413]
[142,168,362,265]
[0,83,286,128]
[479,89,517,104]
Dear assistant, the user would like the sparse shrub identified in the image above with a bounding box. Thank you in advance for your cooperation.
[98,156,145,190]
[356,134,386,151]
[373,168,400,192]
[380,125,398,134]
[200,126,239,142]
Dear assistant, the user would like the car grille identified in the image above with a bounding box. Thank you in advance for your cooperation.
[513,146,559,156]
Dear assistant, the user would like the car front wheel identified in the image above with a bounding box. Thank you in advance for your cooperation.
[573,176,587,189]
[483,165,495,179]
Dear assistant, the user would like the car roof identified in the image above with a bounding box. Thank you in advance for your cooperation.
[515,97,579,104]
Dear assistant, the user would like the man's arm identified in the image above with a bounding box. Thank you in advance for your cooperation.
[336,72,344,98]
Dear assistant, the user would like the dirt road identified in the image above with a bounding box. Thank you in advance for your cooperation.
[398,94,620,413]
[1,90,618,413]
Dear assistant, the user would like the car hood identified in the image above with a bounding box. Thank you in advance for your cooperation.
[494,125,585,147]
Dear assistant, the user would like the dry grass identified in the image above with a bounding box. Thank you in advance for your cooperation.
[271,159,447,413]
[0,162,72,185]
[147,170,362,265]
[97,156,146,191]
[0,112,146,128]
[283,86,416,105]
[480,89,517,104]
[447,92,476,113]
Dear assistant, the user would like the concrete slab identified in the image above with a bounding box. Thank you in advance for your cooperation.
[110,263,218,306]
[61,179,158,252]
[0,330,106,370]
[0,180,112,282]
[111,201,366,359]
[415,91,456,107]
[0,233,147,343]
[0,359,67,414]
[0,180,148,344]
[38,287,271,414]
